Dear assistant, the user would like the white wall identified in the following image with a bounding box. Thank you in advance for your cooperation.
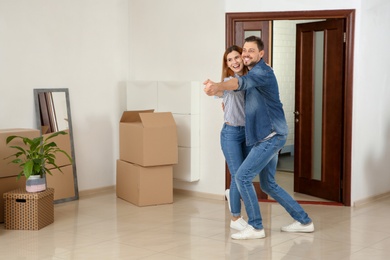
[225,0,361,12]
[353,0,390,203]
[0,0,129,191]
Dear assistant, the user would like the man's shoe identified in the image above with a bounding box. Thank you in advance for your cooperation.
[231,225,265,240]
[281,221,314,233]
[225,189,231,212]
[230,217,247,231]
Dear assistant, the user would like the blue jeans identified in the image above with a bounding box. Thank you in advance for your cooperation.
[235,134,312,229]
[220,123,252,217]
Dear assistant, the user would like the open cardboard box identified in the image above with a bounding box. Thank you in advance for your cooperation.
[119,110,178,166]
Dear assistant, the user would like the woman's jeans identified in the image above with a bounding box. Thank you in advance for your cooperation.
[235,134,312,229]
[220,123,252,217]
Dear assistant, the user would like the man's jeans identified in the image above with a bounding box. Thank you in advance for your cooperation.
[220,123,252,216]
[235,134,312,229]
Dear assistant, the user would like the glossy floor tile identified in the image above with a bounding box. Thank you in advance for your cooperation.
[1,190,390,259]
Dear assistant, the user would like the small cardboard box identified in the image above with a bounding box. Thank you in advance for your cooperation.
[4,188,54,230]
[46,165,75,201]
[43,129,72,169]
[0,129,40,178]
[0,176,26,223]
[116,159,173,206]
[119,110,178,166]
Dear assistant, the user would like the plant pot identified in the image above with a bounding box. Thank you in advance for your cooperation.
[26,175,47,192]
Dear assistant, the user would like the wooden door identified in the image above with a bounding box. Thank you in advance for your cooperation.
[233,21,271,64]
[225,19,272,199]
[294,19,345,202]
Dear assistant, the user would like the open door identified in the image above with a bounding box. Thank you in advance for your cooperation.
[294,19,345,202]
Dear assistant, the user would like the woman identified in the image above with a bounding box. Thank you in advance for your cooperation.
[216,45,251,231]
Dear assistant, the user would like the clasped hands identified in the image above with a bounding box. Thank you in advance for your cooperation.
[203,79,219,96]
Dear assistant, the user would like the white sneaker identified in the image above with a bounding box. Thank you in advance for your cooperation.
[281,221,314,233]
[230,217,248,231]
[225,189,231,212]
[231,225,265,240]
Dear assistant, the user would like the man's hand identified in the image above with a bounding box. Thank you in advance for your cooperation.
[203,79,219,96]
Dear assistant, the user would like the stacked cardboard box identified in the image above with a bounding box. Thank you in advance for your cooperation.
[0,129,40,222]
[116,110,178,206]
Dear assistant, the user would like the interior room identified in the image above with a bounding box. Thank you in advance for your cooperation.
[1,0,390,259]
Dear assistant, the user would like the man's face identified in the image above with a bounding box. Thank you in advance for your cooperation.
[242,41,264,69]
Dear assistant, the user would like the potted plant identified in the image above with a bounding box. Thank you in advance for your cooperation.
[5,131,73,192]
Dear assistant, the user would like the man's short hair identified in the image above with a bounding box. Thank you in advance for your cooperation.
[244,36,264,51]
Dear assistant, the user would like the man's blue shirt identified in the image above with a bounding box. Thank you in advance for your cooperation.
[237,59,288,146]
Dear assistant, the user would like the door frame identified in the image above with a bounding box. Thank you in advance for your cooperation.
[226,9,354,206]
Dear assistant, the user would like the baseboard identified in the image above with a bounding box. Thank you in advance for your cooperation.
[79,185,116,198]
[280,144,294,155]
[78,186,225,201]
[353,191,390,207]
[173,188,225,201]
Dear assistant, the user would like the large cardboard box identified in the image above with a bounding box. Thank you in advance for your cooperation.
[4,188,54,230]
[116,159,173,206]
[43,129,72,169]
[0,176,26,222]
[0,129,40,178]
[46,165,75,201]
[119,110,178,166]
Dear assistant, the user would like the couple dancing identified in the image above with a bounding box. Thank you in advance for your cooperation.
[203,36,314,240]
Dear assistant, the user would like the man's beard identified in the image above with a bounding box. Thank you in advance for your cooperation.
[244,60,256,69]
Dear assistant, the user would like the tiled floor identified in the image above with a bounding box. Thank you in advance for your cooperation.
[1,189,390,259]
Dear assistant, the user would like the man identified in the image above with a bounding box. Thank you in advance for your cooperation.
[204,36,314,240]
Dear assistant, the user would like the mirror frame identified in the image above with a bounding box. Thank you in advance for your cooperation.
[34,88,79,203]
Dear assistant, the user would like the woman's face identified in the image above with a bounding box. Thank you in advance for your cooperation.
[226,50,244,75]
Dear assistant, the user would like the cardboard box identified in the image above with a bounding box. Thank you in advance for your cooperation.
[0,129,40,178]
[43,129,72,169]
[119,110,178,166]
[0,176,26,222]
[46,165,75,201]
[4,188,54,230]
[116,159,173,206]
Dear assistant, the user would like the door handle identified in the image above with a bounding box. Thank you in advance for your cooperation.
[293,111,300,123]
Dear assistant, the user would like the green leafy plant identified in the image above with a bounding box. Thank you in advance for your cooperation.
[5,131,73,180]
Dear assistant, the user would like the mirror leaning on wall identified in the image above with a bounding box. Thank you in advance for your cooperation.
[33,88,79,203]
